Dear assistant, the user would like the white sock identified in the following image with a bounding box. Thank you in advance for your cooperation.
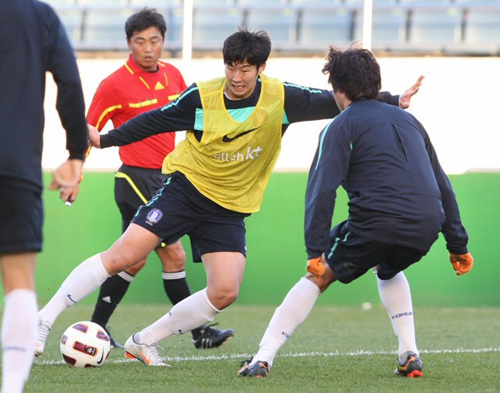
[252,278,320,368]
[377,272,418,361]
[38,254,110,326]
[1,289,37,393]
[137,289,219,345]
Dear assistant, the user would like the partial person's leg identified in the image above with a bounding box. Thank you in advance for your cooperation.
[376,271,419,360]
[36,224,162,355]
[158,240,188,303]
[240,259,336,377]
[157,242,220,344]
[124,252,244,365]
[91,259,147,348]
[92,169,152,341]
[249,278,320,368]
[1,253,37,393]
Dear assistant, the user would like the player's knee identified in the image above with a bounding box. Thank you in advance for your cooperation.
[207,287,239,310]
[159,244,186,271]
[102,248,141,275]
[125,259,147,275]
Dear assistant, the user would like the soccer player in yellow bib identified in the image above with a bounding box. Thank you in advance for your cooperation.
[36,28,423,367]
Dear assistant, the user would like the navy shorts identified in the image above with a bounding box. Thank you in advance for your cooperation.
[132,172,249,262]
[325,221,427,283]
[114,164,166,233]
[0,177,43,253]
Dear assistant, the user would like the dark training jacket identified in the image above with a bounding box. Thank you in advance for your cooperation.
[0,0,88,191]
[305,99,468,257]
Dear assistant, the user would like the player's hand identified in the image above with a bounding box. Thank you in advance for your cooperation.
[306,257,325,277]
[59,184,79,206]
[49,159,84,202]
[88,124,101,148]
[399,75,424,109]
[449,252,474,276]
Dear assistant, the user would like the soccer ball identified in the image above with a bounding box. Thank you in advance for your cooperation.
[60,321,111,368]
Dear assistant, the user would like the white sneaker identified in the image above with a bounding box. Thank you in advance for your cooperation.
[124,334,170,367]
[35,319,51,357]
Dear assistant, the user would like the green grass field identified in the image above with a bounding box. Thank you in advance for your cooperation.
[26,305,499,393]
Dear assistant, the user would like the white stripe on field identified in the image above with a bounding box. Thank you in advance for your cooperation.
[35,347,500,366]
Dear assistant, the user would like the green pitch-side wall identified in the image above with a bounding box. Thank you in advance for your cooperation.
[30,172,497,308]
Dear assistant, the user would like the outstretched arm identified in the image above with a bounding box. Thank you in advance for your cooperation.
[399,75,425,109]
[97,85,200,149]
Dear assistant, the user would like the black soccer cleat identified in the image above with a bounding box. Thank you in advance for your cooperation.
[395,352,423,378]
[193,323,234,349]
[237,359,269,378]
[104,325,124,350]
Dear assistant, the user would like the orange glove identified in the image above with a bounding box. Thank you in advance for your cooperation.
[449,252,474,276]
[306,257,325,277]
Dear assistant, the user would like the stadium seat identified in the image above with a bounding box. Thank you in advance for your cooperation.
[455,0,500,3]
[399,0,451,4]
[56,9,84,44]
[129,0,180,6]
[239,0,288,6]
[77,0,129,6]
[44,0,77,7]
[353,8,407,47]
[290,0,341,5]
[344,0,399,4]
[298,8,353,49]
[193,0,234,6]
[164,7,183,48]
[245,8,297,44]
[409,8,462,46]
[465,9,500,43]
[192,8,244,49]
[83,9,134,48]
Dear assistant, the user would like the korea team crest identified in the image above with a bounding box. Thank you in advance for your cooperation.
[146,208,163,226]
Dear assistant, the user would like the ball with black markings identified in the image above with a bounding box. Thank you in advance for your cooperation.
[60,321,111,368]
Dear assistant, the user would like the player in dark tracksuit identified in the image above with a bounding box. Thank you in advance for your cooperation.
[0,0,88,391]
[304,100,469,281]
[240,48,473,379]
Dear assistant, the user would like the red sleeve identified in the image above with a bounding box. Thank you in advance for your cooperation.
[86,75,122,131]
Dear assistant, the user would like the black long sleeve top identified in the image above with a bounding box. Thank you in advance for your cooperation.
[0,0,88,191]
[305,99,469,258]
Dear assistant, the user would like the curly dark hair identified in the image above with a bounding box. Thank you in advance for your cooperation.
[322,46,381,101]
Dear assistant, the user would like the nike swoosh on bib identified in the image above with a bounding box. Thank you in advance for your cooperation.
[222,127,259,142]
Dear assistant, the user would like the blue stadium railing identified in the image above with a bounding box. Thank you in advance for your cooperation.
[47,0,500,56]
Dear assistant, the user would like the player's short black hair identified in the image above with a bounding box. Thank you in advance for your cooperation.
[322,47,381,101]
[125,8,166,39]
[222,27,271,68]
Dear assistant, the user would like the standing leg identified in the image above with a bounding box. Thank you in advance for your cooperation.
[158,242,235,348]
[1,253,37,393]
[123,251,244,366]
[377,271,422,377]
[238,277,321,377]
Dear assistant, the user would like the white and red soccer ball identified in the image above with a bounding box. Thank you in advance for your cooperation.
[60,321,111,368]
